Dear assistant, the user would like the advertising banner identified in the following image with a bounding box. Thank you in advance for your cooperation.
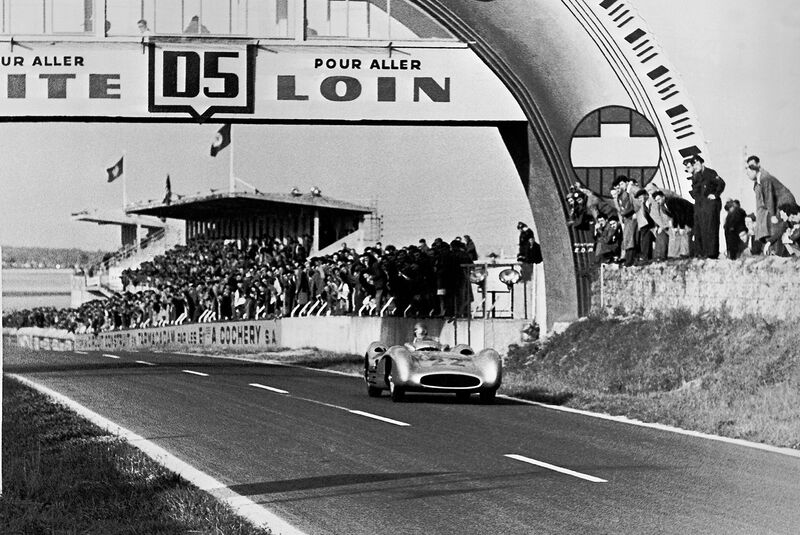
[0,42,524,122]
[15,328,75,351]
[74,320,281,351]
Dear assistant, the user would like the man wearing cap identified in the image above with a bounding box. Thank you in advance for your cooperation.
[745,155,796,246]
[687,155,726,259]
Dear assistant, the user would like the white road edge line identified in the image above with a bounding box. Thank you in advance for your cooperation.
[505,454,607,483]
[7,374,307,535]
[182,370,209,377]
[498,395,800,459]
[75,350,88,355]
[348,410,410,427]
[135,361,157,366]
[249,383,289,395]
[102,353,121,359]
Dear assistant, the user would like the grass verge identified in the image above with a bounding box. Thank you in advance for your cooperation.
[503,310,800,450]
[0,375,272,535]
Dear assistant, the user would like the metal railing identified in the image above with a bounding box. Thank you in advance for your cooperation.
[83,228,165,278]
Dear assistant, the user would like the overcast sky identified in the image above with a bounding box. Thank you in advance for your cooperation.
[1,0,798,255]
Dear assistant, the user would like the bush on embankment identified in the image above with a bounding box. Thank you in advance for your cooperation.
[503,310,800,449]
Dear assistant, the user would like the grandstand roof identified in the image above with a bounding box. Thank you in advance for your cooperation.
[126,190,372,221]
[71,209,167,229]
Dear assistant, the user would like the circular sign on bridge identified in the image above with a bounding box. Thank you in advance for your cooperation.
[569,105,662,198]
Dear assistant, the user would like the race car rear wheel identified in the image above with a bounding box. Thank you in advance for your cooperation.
[479,389,497,404]
[388,376,405,402]
[367,384,383,397]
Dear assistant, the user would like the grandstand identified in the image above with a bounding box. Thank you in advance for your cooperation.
[127,188,372,253]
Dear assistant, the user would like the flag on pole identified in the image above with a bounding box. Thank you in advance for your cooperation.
[210,124,232,157]
[163,175,172,205]
[106,156,124,182]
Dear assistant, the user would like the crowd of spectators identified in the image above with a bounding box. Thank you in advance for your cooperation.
[4,235,480,334]
[592,154,800,265]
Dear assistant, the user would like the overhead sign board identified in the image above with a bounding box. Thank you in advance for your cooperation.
[0,42,525,122]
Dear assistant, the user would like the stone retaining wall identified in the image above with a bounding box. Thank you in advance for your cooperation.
[592,256,800,320]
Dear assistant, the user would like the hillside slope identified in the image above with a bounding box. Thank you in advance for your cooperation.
[504,310,800,449]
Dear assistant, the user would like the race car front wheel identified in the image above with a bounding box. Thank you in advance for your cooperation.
[479,389,497,404]
[388,376,405,402]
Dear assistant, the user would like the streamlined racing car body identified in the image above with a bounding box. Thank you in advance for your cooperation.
[364,337,502,403]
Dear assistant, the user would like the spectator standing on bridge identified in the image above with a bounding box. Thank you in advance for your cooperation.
[634,189,655,262]
[648,190,672,261]
[593,214,621,264]
[611,176,638,267]
[745,155,797,248]
[687,155,725,259]
[723,199,748,260]
[779,203,800,256]
[764,213,790,257]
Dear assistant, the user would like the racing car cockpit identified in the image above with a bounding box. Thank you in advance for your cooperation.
[406,322,447,352]
[408,338,443,351]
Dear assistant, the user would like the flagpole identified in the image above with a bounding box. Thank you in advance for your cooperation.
[229,125,235,193]
[122,150,128,211]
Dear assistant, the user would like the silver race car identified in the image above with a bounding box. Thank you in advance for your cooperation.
[364,331,502,404]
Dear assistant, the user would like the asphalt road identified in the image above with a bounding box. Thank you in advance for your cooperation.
[5,347,800,535]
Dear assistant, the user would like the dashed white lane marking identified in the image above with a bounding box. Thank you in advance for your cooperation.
[182,370,209,377]
[248,384,409,427]
[7,374,306,535]
[102,353,121,359]
[505,454,607,483]
[249,383,289,395]
[173,351,200,356]
[348,410,410,427]
[136,361,157,366]
[75,351,88,355]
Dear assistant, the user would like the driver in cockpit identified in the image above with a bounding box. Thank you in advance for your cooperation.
[413,322,432,342]
[410,322,443,351]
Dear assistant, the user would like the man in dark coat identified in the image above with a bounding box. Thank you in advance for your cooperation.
[746,155,797,245]
[687,155,726,259]
[516,221,542,282]
[723,199,748,260]
[593,214,621,263]
[611,176,638,266]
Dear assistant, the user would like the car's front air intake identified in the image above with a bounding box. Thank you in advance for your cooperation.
[420,374,481,388]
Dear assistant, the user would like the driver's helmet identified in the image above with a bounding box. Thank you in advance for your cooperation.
[411,322,441,350]
[413,322,428,339]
